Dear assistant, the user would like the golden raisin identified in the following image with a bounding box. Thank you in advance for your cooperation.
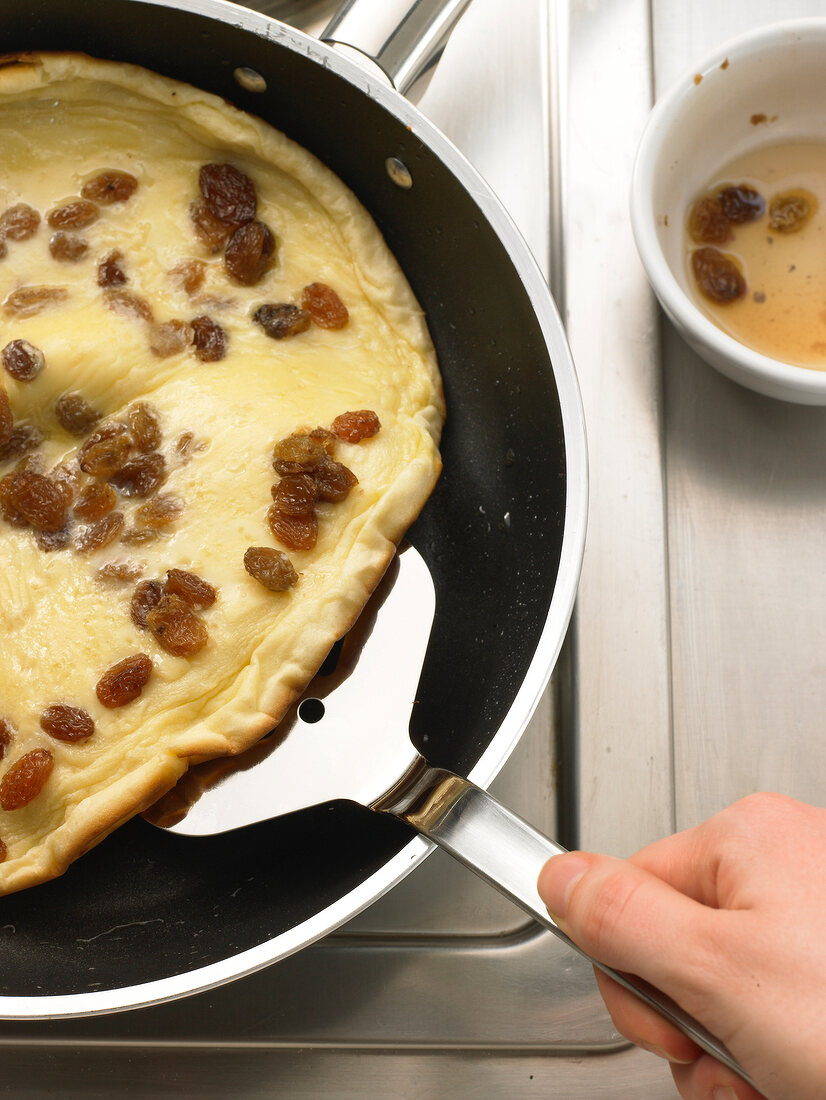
[146,593,208,657]
[0,717,14,761]
[131,578,164,628]
[75,510,125,552]
[301,283,349,329]
[0,468,68,531]
[165,568,217,608]
[2,339,45,382]
[0,749,54,810]
[73,481,117,522]
[97,560,144,583]
[768,189,817,233]
[96,653,153,708]
[314,456,358,502]
[109,452,166,497]
[330,410,381,443]
[243,546,298,591]
[0,422,42,463]
[49,231,89,262]
[134,493,184,528]
[104,288,154,323]
[4,285,68,317]
[267,506,318,551]
[198,163,257,226]
[691,247,746,303]
[272,433,327,475]
[0,388,11,451]
[41,704,94,743]
[127,402,161,453]
[254,302,310,340]
[149,319,191,358]
[35,525,72,553]
[97,250,127,288]
[0,838,5,862]
[271,473,317,514]
[224,220,275,285]
[47,199,99,230]
[81,170,139,204]
[0,203,40,241]
[189,198,233,253]
[688,196,732,244]
[78,421,132,476]
[56,392,101,436]
[190,315,227,361]
[169,259,206,295]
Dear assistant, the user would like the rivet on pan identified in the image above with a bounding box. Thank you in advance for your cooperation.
[385,156,413,190]
[233,67,267,94]
[298,698,325,724]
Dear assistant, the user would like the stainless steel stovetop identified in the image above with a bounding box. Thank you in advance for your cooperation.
[2,1,825,1096]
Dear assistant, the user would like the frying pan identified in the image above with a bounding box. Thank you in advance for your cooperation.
[0,0,587,1017]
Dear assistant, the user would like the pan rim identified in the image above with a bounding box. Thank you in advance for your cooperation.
[0,0,588,1019]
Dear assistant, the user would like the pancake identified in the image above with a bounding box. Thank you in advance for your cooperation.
[0,53,443,895]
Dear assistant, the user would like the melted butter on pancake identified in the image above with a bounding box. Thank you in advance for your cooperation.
[0,54,443,894]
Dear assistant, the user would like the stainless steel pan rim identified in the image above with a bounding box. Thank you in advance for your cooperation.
[0,0,587,1019]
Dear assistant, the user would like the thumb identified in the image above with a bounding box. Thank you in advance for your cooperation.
[537,851,721,1007]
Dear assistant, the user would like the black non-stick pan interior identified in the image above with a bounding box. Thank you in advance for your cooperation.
[0,0,567,1000]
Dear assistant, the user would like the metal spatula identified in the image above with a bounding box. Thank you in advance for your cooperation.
[151,544,753,1088]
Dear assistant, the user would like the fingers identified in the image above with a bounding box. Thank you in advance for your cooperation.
[537,851,724,1005]
[593,968,701,1065]
[671,1054,767,1100]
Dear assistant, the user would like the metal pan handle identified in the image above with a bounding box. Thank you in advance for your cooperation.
[320,0,473,94]
[374,763,758,1091]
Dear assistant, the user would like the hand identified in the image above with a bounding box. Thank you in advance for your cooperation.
[536,792,826,1100]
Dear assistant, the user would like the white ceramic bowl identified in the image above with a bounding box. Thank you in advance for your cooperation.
[631,19,826,404]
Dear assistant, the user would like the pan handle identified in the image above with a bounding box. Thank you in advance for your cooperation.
[320,0,473,95]
[373,763,758,1091]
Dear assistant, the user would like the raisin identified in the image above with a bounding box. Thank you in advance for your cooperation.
[267,506,318,551]
[175,431,196,461]
[0,749,54,810]
[104,288,154,322]
[55,392,101,436]
[4,285,68,317]
[272,433,327,475]
[314,456,358,502]
[131,578,164,628]
[165,568,217,608]
[0,717,14,761]
[149,319,191,358]
[127,402,161,453]
[35,524,72,552]
[190,314,227,361]
[96,653,153,708]
[109,452,166,497]
[134,493,184,528]
[47,199,99,230]
[78,421,133,477]
[309,426,337,453]
[120,526,160,546]
[146,594,208,656]
[272,473,318,514]
[0,239,6,259]
[73,481,117,522]
[768,190,816,233]
[81,170,138,204]
[97,250,127,288]
[254,302,310,340]
[691,247,746,303]
[243,546,298,591]
[189,198,233,253]
[75,510,125,552]
[97,560,144,583]
[199,163,257,226]
[169,259,206,295]
[0,422,42,463]
[717,184,765,224]
[688,196,732,244]
[301,283,349,329]
[0,388,11,450]
[41,704,94,743]
[50,462,82,504]
[224,220,275,285]
[0,469,68,531]
[0,203,40,241]
[49,231,88,262]
[2,339,45,383]
[331,410,381,443]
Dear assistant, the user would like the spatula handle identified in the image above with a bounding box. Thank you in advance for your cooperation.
[374,764,757,1090]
